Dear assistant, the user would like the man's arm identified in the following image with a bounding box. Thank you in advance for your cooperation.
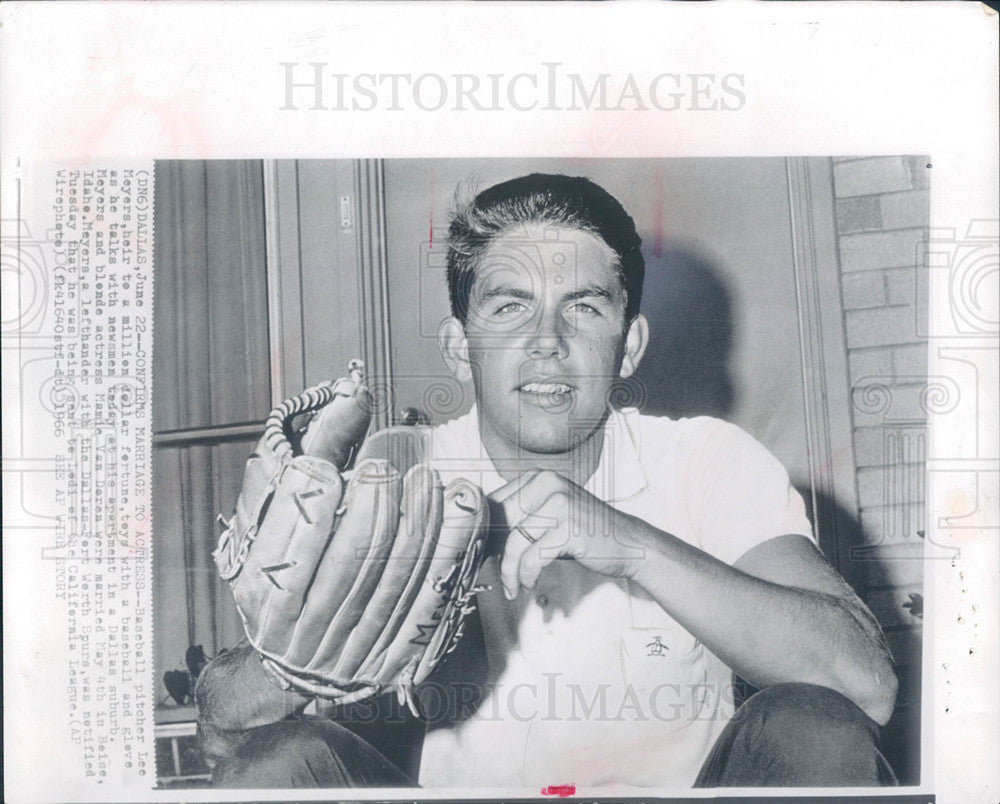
[632,529,898,725]
[494,470,899,726]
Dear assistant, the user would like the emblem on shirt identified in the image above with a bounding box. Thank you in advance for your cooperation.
[646,635,669,657]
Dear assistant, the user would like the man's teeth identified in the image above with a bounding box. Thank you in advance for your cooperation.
[521,382,572,394]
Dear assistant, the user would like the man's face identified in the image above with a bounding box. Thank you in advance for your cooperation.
[459,224,632,458]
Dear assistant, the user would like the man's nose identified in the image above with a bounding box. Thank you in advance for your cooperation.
[524,314,569,359]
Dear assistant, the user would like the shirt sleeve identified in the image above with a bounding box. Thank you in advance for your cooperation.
[681,418,814,566]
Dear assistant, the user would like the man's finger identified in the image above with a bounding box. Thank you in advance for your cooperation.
[499,516,548,599]
[488,470,543,567]
[490,472,575,599]
[488,468,542,505]
[516,526,571,592]
[491,471,568,535]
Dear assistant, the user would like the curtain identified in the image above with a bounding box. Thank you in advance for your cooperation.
[152,161,271,697]
[152,161,271,430]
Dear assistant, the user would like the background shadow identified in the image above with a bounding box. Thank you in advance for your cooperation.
[626,246,736,420]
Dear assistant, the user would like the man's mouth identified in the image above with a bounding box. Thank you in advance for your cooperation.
[518,381,575,396]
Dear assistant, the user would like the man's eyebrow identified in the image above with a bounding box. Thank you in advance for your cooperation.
[478,285,534,302]
[476,282,617,304]
[562,284,616,304]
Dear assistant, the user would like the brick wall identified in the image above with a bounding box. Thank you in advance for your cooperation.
[831,155,930,783]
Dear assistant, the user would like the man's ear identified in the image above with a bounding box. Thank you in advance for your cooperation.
[439,316,473,383]
[619,314,649,379]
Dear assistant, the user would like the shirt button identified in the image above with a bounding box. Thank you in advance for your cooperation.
[536,594,549,607]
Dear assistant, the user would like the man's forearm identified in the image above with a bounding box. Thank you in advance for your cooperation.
[628,521,898,725]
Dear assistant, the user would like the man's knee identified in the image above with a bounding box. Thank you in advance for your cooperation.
[696,682,897,787]
[212,717,417,789]
[213,719,353,788]
[736,682,879,753]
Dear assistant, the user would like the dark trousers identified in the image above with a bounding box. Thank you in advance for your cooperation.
[212,682,898,789]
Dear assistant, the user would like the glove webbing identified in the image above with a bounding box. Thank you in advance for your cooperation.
[264,384,338,464]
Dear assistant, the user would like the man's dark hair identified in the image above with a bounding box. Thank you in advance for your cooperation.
[446,173,645,325]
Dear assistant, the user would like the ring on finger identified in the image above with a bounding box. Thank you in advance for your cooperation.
[513,524,540,544]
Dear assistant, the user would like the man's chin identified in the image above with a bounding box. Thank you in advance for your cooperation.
[514,420,601,456]
[516,436,575,456]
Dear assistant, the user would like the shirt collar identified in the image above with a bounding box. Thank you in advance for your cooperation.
[444,405,649,503]
[585,406,650,504]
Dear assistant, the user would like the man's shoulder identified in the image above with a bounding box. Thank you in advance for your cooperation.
[429,408,477,436]
[360,410,476,463]
[426,408,480,457]
[625,409,746,452]
[422,409,504,489]
[623,410,778,483]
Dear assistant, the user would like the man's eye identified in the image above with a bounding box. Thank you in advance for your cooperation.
[567,302,599,316]
[495,301,527,316]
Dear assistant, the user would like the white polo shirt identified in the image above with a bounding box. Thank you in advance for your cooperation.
[417,406,814,791]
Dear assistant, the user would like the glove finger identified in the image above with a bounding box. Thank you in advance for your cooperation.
[299,376,373,470]
[334,464,443,680]
[228,432,284,540]
[354,425,432,477]
[414,479,489,684]
[230,454,344,657]
[285,458,402,671]
[363,478,487,684]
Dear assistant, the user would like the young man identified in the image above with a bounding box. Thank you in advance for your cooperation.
[198,173,898,789]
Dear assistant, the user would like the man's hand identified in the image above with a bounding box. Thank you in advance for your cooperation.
[490,469,649,600]
[195,643,313,767]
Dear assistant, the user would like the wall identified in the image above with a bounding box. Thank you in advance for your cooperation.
[832,155,930,783]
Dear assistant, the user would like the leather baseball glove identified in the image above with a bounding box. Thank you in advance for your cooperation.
[213,361,490,714]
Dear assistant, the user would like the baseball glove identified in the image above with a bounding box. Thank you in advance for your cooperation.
[213,361,490,715]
